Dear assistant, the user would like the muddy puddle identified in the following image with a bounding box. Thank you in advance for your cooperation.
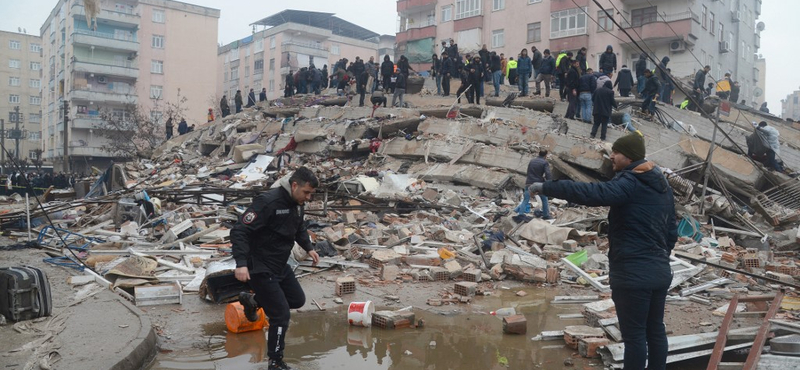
[146,288,602,370]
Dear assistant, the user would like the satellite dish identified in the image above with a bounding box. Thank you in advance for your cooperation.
[753,87,763,97]
[757,22,765,32]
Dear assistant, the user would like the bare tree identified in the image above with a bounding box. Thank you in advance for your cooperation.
[94,90,187,159]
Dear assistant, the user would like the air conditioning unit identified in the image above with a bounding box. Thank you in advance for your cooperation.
[669,40,686,52]
[97,76,108,84]
[719,41,731,53]
[732,11,741,22]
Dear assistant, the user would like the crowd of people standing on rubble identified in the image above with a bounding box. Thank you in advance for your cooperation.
[4,171,77,194]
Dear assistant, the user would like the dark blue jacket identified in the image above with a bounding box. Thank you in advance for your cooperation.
[525,156,551,185]
[542,160,677,290]
[538,55,556,75]
[577,73,597,93]
[441,57,453,75]
[517,56,532,75]
[592,81,617,117]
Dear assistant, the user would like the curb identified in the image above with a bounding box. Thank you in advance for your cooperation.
[108,294,157,370]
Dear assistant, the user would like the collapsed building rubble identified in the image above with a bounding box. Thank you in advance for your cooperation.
[2,91,800,368]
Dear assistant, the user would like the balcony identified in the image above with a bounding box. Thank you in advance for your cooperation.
[397,0,437,14]
[58,43,65,56]
[618,11,694,46]
[71,114,103,129]
[72,58,138,79]
[280,41,328,59]
[69,145,112,158]
[71,2,140,27]
[72,29,138,52]
[70,85,137,104]
[396,25,437,44]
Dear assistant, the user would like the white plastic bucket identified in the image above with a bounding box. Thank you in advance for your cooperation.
[347,301,374,327]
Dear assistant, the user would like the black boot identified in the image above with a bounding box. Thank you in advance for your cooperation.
[238,292,259,322]
[268,359,292,370]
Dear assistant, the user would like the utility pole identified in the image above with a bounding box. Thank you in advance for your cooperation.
[13,106,21,163]
[0,118,4,174]
[700,101,722,215]
[63,101,70,172]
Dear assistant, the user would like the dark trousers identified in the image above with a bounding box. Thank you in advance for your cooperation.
[382,74,392,92]
[591,114,609,140]
[442,75,451,96]
[371,96,387,107]
[558,73,568,100]
[642,94,656,114]
[467,83,480,104]
[565,91,578,119]
[767,150,784,172]
[456,84,471,103]
[358,88,366,107]
[612,287,669,370]
[619,88,631,97]
[249,265,306,361]
[235,103,242,113]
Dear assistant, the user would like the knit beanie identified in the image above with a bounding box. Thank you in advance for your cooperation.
[612,132,646,162]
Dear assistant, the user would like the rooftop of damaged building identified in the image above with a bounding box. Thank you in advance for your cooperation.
[1,82,800,368]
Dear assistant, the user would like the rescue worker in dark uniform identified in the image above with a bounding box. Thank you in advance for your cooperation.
[231,167,320,370]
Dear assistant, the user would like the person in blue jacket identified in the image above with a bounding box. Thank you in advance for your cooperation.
[516,48,532,96]
[529,132,676,370]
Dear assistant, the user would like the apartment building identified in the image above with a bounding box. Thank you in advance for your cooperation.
[397,0,764,106]
[782,90,800,122]
[217,10,388,102]
[0,30,43,169]
[40,0,219,173]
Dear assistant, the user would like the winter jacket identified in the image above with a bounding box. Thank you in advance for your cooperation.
[220,97,229,111]
[506,59,517,78]
[635,56,648,78]
[234,92,243,106]
[592,81,617,117]
[556,53,568,72]
[177,120,188,135]
[759,126,780,154]
[467,61,483,84]
[542,160,677,290]
[525,156,551,185]
[517,56,532,75]
[538,55,556,75]
[231,179,313,275]
[531,49,543,71]
[441,57,453,75]
[595,74,611,93]
[656,57,670,82]
[395,73,407,89]
[578,73,597,93]
[643,75,662,96]
[599,50,617,72]
[432,58,441,76]
[381,60,395,76]
[558,56,572,74]
[576,52,588,73]
[352,60,366,77]
[614,67,634,90]
[693,70,707,91]
[490,54,502,72]
[566,66,581,91]
[397,58,410,75]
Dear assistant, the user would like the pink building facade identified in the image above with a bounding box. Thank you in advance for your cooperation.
[397,0,764,106]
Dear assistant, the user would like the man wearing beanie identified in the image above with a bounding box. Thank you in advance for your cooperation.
[529,132,676,370]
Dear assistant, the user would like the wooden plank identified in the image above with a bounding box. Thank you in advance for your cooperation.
[707,294,740,370]
[742,291,785,370]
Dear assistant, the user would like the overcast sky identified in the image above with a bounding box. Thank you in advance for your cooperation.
[1,1,796,115]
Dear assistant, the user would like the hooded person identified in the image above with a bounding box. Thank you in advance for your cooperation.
[591,80,618,141]
[599,45,617,75]
[614,65,635,97]
[635,53,648,95]
[529,132,675,370]
[656,57,670,102]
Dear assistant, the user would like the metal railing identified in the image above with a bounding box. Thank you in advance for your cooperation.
[281,41,328,51]
[72,85,135,95]
[620,10,695,28]
[74,57,137,69]
[74,28,137,42]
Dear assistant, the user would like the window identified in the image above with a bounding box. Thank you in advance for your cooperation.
[728,31,735,52]
[29,113,41,123]
[150,85,163,99]
[631,6,658,27]
[269,80,274,92]
[8,112,21,122]
[255,39,264,52]
[224,71,228,82]
[270,36,276,49]
[269,58,275,71]
[30,61,40,70]
[152,9,165,23]
[719,23,724,42]
[152,35,164,49]
[150,111,163,123]
[528,0,542,3]
[29,79,40,88]
[245,47,250,57]
[491,29,504,48]
[9,40,20,50]
[29,96,41,105]
[245,66,250,77]
[455,0,481,20]
[598,9,613,31]
[701,5,707,29]
[331,44,340,55]
[527,22,541,43]
[28,132,41,142]
[231,66,239,80]
[9,77,20,87]
[441,6,452,22]
[709,12,715,34]
[29,43,41,53]
[151,60,163,74]
[9,59,20,68]
[254,59,264,73]
[492,0,504,11]
[551,7,588,39]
